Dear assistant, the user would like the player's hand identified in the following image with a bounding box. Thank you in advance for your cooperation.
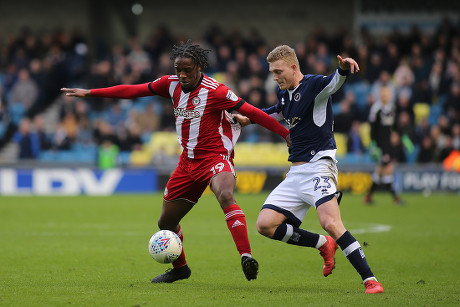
[232,114,251,127]
[337,55,359,74]
[61,88,91,97]
[285,133,292,147]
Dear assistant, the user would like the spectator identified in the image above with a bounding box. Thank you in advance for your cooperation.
[59,94,77,120]
[105,102,126,132]
[383,41,400,74]
[395,111,416,143]
[393,59,414,89]
[51,123,72,150]
[98,138,119,169]
[389,131,407,163]
[334,93,357,133]
[13,118,40,159]
[428,60,450,98]
[347,120,364,154]
[9,68,38,108]
[452,123,460,150]
[444,83,460,122]
[127,38,151,75]
[365,52,385,83]
[370,70,395,103]
[33,115,51,151]
[438,135,454,162]
[93,119,117,146]
[158,103,175,132]
[417,135,436,163]
[120,123,143,152]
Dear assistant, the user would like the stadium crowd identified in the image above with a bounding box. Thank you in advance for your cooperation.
[0,18,459,165]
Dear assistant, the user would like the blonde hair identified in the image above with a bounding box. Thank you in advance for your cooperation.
[266,45,299,67]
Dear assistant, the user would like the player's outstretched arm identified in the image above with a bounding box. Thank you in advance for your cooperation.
[61,88,91,97]
[233,113,291,147]
[237,102,291,146]
[61,83,153,99]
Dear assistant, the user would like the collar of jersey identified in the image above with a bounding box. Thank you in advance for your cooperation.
[287,82,302,95]
[182,73,204,93]
[287,81,303,100]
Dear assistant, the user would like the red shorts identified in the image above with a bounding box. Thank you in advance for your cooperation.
[163,154,236,203]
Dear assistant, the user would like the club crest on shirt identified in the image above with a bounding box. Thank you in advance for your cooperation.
[226,90,239,102]
[192,96,201,105]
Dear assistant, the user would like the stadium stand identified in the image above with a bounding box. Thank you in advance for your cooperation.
[0,10,459,167]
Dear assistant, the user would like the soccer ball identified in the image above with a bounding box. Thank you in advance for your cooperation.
[148,230,183,263]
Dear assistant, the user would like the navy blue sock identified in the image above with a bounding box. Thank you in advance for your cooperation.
[272,223,319,247]
[336,230,374,281]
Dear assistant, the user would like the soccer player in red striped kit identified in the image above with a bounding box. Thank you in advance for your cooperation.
[62,40,291,283]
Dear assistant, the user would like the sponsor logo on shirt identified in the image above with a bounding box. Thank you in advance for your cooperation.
[174,108,201,119]
[285,116,302,129]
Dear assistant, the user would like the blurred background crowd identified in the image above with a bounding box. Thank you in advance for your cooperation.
[1,16,459,166]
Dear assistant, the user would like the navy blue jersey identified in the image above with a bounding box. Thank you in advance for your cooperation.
[263,68,349,163]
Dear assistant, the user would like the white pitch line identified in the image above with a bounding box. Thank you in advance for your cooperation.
[349,224,392,234]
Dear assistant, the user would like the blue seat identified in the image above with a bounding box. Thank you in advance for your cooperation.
[38,150,58,162]
[344,82,370,110]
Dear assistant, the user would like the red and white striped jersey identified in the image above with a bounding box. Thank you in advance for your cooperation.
[149,74,242,159]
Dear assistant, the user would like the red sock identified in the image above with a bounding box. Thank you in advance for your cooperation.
[224,204,251,256]
[172,225,187,268]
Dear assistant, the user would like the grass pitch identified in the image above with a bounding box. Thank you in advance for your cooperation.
[0,192,459,306]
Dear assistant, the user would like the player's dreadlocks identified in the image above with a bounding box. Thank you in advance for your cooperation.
[170,40,211,71]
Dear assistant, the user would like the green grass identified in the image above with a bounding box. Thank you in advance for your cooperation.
[0,193,459,306]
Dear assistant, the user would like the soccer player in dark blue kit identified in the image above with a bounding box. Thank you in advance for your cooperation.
[235,45,384,294]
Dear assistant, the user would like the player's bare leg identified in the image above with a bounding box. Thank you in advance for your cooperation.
[257,208,337,276]
[152,199,194,283]
[317,198,384,293]
[210,171,258,280]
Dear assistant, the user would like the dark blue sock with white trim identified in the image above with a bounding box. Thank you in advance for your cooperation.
[272,223,320,247]
[336,230,374,281]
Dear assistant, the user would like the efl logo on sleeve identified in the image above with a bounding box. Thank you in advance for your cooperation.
[226,90,239,102]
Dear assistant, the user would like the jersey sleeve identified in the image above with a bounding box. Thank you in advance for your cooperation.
[312,68,348,97]
[90,83,153,98]
[262,100,284,122]
[237,102,289,139]
[147,75,173,98]
[213,84,244,111]
[89,75,174,99]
